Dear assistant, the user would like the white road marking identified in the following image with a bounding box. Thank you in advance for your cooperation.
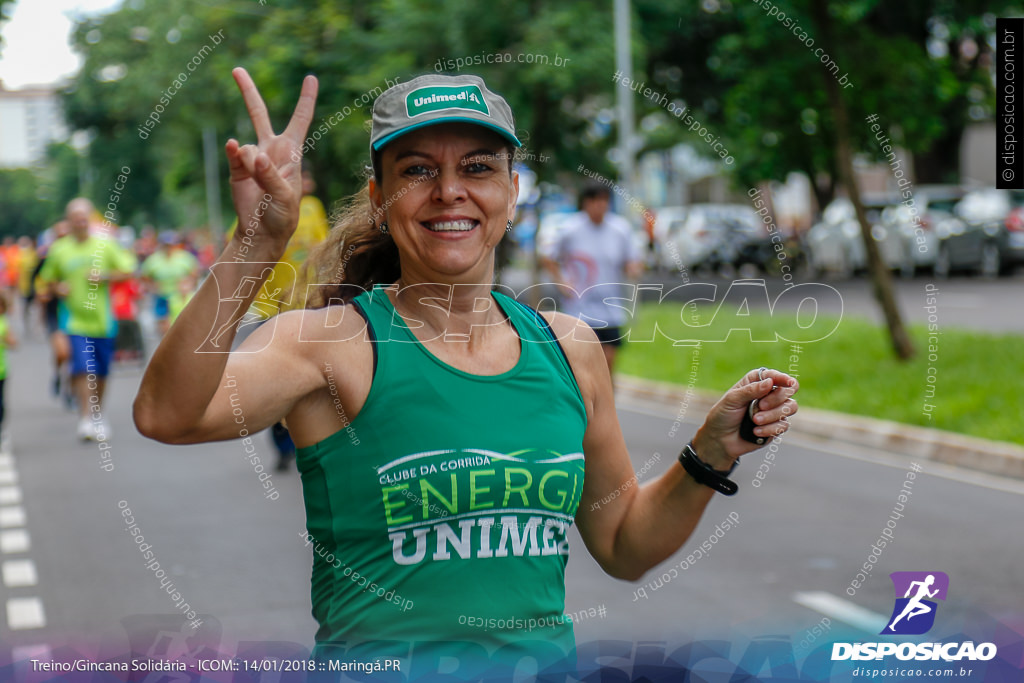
[6,597,46,629]
[0,506,26,528]
[0,529,29,553]
[0,486,21,505]
[0,455,46,634]
[2,559,37,587]
[793,591,888,633]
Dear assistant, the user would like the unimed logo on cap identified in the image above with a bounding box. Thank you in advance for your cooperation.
[407,85,489,118]
[882,571,949,635]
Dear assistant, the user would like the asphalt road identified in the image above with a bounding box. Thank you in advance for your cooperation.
[678,271,1024,334]
[2,330,1021,678]
[503,266,1024,333]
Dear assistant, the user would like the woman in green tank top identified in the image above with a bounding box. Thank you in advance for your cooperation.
[135,68,799,680]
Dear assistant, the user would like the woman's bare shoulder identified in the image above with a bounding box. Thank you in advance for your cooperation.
[537,310,600,347]
[268,303,373,346]
[536,310,604,413]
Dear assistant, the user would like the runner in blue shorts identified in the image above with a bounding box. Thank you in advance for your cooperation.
[38,199,136,441]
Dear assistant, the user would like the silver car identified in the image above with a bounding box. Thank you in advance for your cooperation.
[806,197,904,277]
[657,204,762,274]
[933,188,1024,278]
[879,186,963,275]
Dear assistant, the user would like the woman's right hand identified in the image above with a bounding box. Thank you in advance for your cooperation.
[225,67,318,255]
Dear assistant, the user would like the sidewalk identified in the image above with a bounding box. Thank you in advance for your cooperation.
[618,375,1024,481]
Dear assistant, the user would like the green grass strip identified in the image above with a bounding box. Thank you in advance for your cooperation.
[619,302,1020,445]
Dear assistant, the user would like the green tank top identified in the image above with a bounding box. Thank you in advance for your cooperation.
[296,284,587,669]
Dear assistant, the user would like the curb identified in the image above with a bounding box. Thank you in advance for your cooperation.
[617,375,1024,481]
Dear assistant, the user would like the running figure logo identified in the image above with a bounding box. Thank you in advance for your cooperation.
[882,571,949,635]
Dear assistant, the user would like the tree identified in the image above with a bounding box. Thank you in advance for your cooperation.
[58,0,1003,293]
[631,0,1004,208]
[40,142,84,214]
[0,169,53,238]
[61,0,632,223]
[63,0,262,227]
[246,0,622,187]
[811,0,914,359]
[0,0,15,49]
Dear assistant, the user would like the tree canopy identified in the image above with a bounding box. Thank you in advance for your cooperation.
[47,0,1007,229]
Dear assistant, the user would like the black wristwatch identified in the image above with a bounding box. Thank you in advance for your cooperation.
[678,441,739,496]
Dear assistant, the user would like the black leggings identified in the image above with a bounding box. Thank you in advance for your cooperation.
[0,377,5,432]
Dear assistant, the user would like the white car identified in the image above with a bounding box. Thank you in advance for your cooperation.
[879,186,963,275]
[806,197,906,277]
[656,204,760,274]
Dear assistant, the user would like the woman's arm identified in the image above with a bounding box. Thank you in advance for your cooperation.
[133,68,320,444]
[133,258,328,444]
[548,312,798,581]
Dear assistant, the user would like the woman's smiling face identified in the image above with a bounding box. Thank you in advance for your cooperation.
[371,122,519,281]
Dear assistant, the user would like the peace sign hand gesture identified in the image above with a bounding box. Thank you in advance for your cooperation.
[225,67,319,257]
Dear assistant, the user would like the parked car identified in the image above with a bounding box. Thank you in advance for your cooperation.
[806,197,904,277]
[649,206,689,272]
[880,185,963,275]
[694,215,774,278]
[658,204,763,274]
[933,188,1024,278]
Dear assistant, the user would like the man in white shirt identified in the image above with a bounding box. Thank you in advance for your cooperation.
[540,182,644,379]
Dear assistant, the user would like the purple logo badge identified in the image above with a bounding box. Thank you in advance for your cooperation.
[882,571,949,635]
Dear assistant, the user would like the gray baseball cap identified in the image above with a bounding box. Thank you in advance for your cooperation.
[370,74,522,155]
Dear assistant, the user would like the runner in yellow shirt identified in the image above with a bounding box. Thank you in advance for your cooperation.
[38,199,137,441]
[141,232,200,336]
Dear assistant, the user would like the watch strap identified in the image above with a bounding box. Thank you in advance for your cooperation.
[678,442,738,496]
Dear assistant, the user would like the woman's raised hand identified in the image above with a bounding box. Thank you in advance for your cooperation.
[225,67,319,253]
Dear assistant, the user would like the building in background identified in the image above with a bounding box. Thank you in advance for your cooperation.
[0,80,67,168]
[960,122,996,188]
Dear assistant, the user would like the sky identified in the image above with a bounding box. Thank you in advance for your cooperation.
[0,0,122,89]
